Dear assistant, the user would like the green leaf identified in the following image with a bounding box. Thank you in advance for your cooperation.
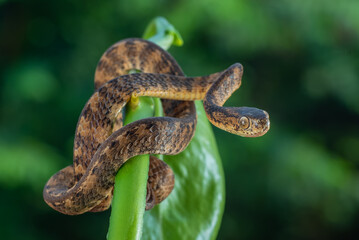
[142,17,225,239]
[143,16,183,50]
[142,101,225,240]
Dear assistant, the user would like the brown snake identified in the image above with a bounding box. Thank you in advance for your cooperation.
[43,38,270,215]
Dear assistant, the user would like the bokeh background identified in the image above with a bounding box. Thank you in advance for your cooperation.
[1,0,359,239]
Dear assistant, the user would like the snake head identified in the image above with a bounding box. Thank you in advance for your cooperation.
[212,106,270,137]
[234,107,270,137]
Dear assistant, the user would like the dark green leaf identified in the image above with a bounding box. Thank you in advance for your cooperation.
[142,101,225,240]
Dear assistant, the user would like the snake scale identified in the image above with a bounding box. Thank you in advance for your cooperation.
[43,38,270,215]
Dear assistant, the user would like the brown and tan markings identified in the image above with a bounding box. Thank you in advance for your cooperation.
[43,38,270,215]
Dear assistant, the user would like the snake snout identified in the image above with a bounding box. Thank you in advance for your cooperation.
[264,110,270,127]
[255,110,270,136]
[260,111,270,127]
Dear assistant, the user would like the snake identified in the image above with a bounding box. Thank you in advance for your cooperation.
[43,38,270,215]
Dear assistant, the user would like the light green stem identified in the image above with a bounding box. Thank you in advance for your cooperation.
[107,97,155,240]
[107,17,183,240]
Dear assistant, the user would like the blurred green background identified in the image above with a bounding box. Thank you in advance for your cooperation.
[1,0,359,239]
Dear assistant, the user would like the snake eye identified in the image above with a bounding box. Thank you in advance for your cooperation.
[239,117,249,129]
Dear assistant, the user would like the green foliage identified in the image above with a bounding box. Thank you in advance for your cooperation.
[142,102,224,240]
[269,136,359,224]
[3,63,58,102]
[143,17,183,49]
[0,139,62,192]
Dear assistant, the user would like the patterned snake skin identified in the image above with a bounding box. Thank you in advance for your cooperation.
[43,38,270,215]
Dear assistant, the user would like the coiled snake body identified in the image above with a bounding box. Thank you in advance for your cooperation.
[43,38,270,215]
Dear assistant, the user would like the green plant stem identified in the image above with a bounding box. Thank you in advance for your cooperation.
[107,97,155,240]
[107,17,182,240]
